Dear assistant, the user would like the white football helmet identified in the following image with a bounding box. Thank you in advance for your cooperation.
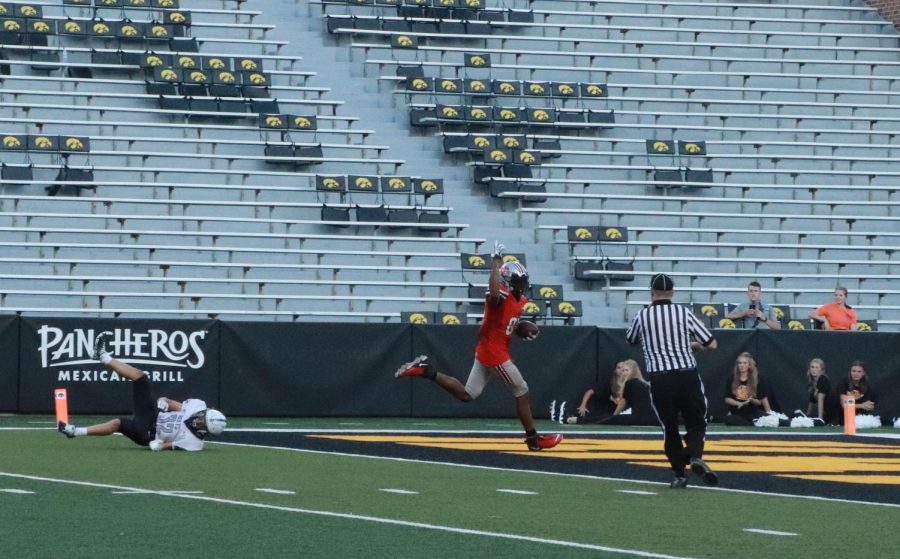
[499,261,529,294]
[205,409,227,436]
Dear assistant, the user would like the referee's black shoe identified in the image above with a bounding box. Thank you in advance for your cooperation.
[690,458,719,486]
[669,476,687,489]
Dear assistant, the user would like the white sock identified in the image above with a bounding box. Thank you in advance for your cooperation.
[100,352,112,365]
[75,427,88,437]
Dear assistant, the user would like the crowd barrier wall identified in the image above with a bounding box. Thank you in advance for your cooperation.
[2,318,898,420]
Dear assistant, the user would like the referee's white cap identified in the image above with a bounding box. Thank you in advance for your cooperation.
[650,273,674,291]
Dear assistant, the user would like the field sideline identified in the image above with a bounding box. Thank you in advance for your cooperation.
[2,417,900,558]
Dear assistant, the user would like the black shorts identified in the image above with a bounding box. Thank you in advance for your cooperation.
[117,376,159,447]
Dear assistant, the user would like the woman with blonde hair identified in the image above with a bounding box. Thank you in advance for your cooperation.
[571,359,655,425]
[723,352,771,426]
[805,358,830,422]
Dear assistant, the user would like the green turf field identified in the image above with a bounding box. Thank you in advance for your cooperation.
[2,417,899,559]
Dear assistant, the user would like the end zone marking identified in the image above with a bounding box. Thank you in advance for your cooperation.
[256,488,296,495]
[496,489,537,495]
[743,528,798,537]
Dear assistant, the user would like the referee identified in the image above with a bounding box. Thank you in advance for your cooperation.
[626,273,719,488]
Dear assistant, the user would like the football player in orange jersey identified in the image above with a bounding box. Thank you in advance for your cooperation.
[395,241,562,451]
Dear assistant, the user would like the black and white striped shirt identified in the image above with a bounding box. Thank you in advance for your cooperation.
[625,300,714,374]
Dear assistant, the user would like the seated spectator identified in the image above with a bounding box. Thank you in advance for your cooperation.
[835,360,877,423]
[568,359,655,425]
[804,358,831,423]
[809,287,858,331]
[725,281,782,329]
[723,352,772,426]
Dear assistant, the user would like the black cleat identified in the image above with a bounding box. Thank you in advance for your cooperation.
[690,458,719,486]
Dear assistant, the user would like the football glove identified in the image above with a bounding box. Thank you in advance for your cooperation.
[149,439,163,452]
[491,240,505,260]
[157,398,169,412]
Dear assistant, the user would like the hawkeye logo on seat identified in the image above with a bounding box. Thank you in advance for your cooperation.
[38,326,208,383]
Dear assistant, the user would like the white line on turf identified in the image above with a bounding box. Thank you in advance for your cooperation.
[379,489,419,495]
[262,422,290,426]
[112,490,205,495]
[616,490,657,496]
[0,471,694,559]
[743,528,798,537]
[208,441,900,510]
[496,489,537,495]
[255,488,296,495]
[1,488,34,494]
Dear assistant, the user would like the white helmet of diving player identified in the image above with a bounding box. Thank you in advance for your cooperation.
[205,409,227,436]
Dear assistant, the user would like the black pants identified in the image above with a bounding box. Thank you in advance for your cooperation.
[648,369,708,476]
[117,376,158,447]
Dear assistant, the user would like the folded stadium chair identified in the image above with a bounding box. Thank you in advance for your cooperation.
[146,82,178,96]
[294,145,324,165]
[388,208,418,229]
[418,211,450,233]
[1,163,33,185]
[264,144,294,164]
[356,205,388,224]
[47,167,94,197]
[321,204,350,227]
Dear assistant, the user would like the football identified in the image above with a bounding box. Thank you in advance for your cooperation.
[514,319,539,339]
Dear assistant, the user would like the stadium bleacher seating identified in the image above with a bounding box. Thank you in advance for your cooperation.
[0,0,896,329]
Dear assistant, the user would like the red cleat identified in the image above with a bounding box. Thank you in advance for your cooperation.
[526,433,563,451]
[394,355,430,378]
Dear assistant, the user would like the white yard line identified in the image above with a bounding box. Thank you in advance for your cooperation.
[112,489,205,495]
[616,490,657,496]
[0,488,34,494]
[496,489,537,495]
[743,528,798,537]
[0,472,694,559]
[379,488,419,495]
[255,488,296,495]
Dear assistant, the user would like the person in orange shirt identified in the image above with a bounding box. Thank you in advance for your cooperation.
[809,286,858,330]
[394,241,562,452]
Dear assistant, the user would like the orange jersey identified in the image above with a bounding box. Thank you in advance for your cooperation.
[815,303,857,330]
[475,287,526,367]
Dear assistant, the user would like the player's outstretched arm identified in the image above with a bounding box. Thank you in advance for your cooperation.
[487,240,504,304]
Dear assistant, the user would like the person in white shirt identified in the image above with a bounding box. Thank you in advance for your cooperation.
[58,332,226,451]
